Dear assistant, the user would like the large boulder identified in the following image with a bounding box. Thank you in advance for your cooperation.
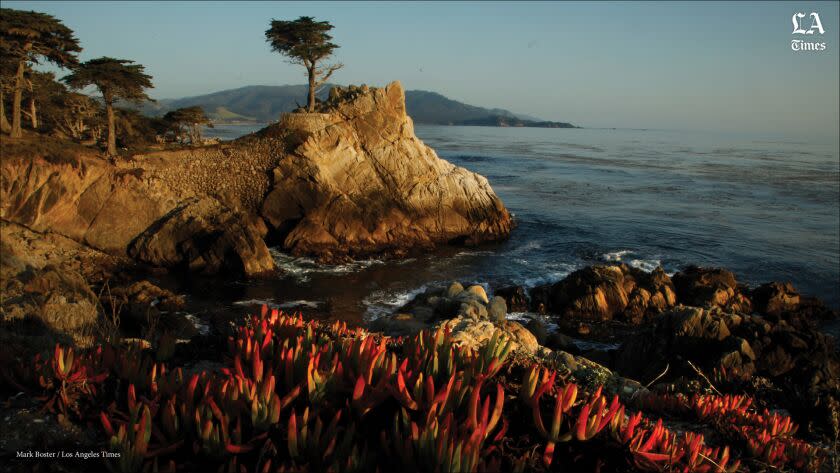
[751,281,800,317]
[129,197,275,277]
[1,265,99,349]
[494,285,529,312]
[260,81,512,261]
[671,266,752,313]
[534,264,677,322]
[435,316,539,355]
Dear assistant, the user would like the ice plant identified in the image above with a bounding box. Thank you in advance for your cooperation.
[2,304,827,472]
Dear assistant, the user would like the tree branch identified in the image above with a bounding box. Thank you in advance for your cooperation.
[314,63,343,88]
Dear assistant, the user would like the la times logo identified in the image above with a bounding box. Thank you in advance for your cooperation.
[791,12,827,51]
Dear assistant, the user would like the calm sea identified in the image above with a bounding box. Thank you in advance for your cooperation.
[193,124,839,321]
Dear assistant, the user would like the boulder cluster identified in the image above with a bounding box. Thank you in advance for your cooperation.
[500,264,833,326]
[370,282,538,354]
[373,263,838,438]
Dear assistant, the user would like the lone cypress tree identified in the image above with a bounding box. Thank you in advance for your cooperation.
[63,57,153,156]
[0,8,81,138]
[265,16,342,112]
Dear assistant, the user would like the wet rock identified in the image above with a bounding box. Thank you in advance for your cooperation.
[672,266,752,313]
[545,331,579,354]
[751,281,800,316]
[494,285,529,312]
[524,318,548,344]
[487,296,507,322]
[532,264,677,322]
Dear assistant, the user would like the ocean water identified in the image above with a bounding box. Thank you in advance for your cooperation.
[194,124,839,321]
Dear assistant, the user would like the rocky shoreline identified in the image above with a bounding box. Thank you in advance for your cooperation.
[1,82,838,470]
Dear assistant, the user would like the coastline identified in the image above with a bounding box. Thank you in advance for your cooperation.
[1,86,837,472]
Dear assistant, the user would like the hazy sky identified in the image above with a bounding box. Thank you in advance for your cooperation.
[7,1,840,138]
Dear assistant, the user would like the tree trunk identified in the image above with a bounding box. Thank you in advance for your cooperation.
[105,99,116,156]
[29,97,38,129]
[11,60,25,138]
[307,65,316,112]
[0,90,10,133]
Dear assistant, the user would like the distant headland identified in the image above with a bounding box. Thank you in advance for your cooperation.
[139,85,578,128]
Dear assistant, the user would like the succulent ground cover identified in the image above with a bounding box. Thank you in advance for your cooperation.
[1,306,827,472]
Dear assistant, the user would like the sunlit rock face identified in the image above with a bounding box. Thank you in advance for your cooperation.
[261,81,513,262]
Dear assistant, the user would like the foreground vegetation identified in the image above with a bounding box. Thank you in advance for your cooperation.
[1,306,826,472]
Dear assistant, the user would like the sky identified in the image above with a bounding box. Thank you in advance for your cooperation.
[6,1,840,139]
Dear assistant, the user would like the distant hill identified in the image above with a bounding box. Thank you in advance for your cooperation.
[140,85,576,128]
[455,114,575,128]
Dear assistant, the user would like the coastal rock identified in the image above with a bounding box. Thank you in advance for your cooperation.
[494,285,529,312]
[2,83,511,273]
[3,265,99,349]
[536,348,646,401]
[260,81,512,261]
[0,156,177,254]
[487,296,507,322]
[534,264,676,322]
[0,149,275,277]
[671,266,752,313]
[435,316,538,354]
[751,281,800,316]
[613,305,840,436]
[128,197,275,277]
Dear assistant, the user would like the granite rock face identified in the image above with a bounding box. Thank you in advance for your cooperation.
[671,266,752,313]
[260,81,513,261]
[128,197,275,277]
[532,264,677,322]
[0,154,275,277]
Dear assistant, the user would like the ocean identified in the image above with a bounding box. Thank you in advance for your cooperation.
[195,124,840,321]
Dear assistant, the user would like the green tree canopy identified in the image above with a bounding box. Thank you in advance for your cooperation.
[265,16,342,112]
[163,105,213,145]
[0,8,81,137]
[63,57,153,155]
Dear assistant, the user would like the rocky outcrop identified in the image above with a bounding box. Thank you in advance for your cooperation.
[494,285,529,312]
[370,282,499,334]
[0,153,275,277]
[260,81,512,261]
[0,221,125,351]
[2,82,512,272]
[435,316,539,355]
[613,305,840,436]
[128,197,274,276]
[671,266,752,313]
[532,264,677,322]
[0,156,173,254]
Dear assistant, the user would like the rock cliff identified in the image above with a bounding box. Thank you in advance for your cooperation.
[260,81,512,260]
[0,154,275,277]
[0,81,512,273]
